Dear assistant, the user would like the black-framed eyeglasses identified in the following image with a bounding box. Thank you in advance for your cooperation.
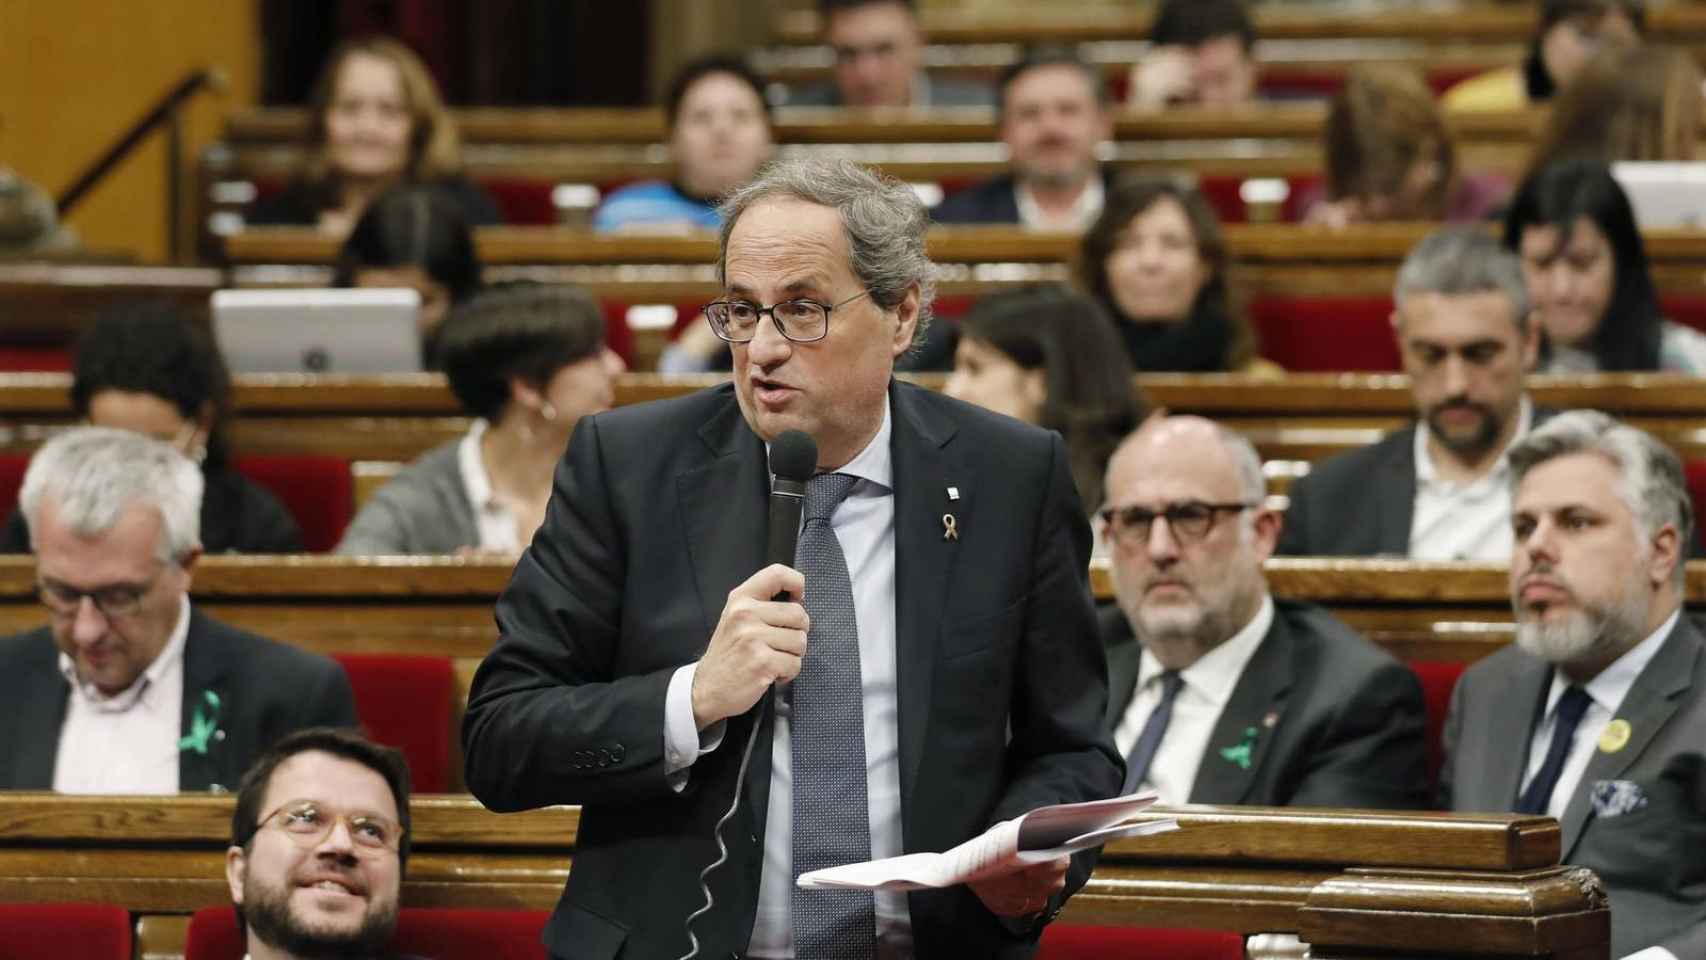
[1099,501,1258,546]
[36,567,167,621]
[704,290,872,344]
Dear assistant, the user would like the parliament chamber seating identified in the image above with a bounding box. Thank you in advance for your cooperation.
[185,906,552,960]
[0,902,132,958]
[330,653,456,794]
[232,454,354,553]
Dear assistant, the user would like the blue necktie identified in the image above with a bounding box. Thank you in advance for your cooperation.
[790,473,875,959]
[1516,686,1593,815]
[1121,670,1184,795]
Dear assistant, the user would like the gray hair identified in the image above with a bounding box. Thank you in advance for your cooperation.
[1214,423,1267,505]
[1392,227,1531,330]
[19,427,204,565]
[1509,410,1692,583]
[717,156,936,345]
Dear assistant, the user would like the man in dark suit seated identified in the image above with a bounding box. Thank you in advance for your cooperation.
[463,155,1121,959]
[225,727,419,960]
[0,428,357,793]
[931,48,1114,230]
[1100,415,1428,809]
[1278,228,1544,561]
[786,0,992,108]
[1440,411,1706,958]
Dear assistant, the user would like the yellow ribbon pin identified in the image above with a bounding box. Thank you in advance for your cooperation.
[1599,719,1631,753]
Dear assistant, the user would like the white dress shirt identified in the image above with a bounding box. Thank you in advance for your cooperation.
[1014,176,1105,233]
[1112,595,1274,805]
[53,594,190,794]
[457,420,521,553]
[664,401,910,958]
[1408,398,1532,562]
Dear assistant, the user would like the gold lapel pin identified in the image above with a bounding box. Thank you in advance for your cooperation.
[1599,718,1632,753]
[942,513,959,541]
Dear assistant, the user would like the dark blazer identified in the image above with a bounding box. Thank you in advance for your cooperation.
[785,74,994,108]
[0,607,358,792]
[1440,614,1706,957]
[463,381,1122,960]
[1101,599,1428,808]
[930,168,1115,226]
[245,175,503,227]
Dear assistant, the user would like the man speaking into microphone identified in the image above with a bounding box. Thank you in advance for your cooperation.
[463,156,1122,960]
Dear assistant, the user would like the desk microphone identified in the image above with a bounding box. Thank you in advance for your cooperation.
[680,429,817,960]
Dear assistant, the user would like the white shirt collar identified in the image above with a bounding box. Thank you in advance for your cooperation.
[57,593,190,713]
[1013,175,1105,233]
[1414,395,1533,492]
[458,419,498,511]
[1137,594,1275,707]
[1545,607,1680,718]
[768,397,893,493]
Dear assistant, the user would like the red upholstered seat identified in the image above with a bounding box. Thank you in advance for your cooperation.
[478,177,557,226]
[1408,660,1470,792]
[0,455,25,530]
[186,906,550,960]
[234,455,354,553]
[1038,924,1244,960]
[0,347,72,372]
[1249,296,1401,372]
[0,902,132,959]
[331,653,455,794]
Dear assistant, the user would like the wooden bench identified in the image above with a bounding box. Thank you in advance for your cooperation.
[0,793,1609,959]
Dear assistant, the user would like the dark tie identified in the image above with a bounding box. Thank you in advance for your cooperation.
[1515,686,1594,815]
[790,472,875,959]
[1121,670,1184,796]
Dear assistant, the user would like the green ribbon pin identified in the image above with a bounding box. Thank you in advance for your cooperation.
[1218,726,1258,771]
[178,691,223,755]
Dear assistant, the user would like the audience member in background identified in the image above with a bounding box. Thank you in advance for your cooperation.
[1443,0,1643,112]
[1505,158,1706,374]
[594,54,775,232]
[1279,229,1542,561]
[1304,65,1508,228]
[0,430,356,793]
[1529,45,1703,177]
[337,285,624,556]
[788,0,992,108]
[931,48,1114,230]
[1128,0,1259,110]
[1101,416,1428,808]
[944,286,1147,525]
[226,728,418,960]
[0,304,303,554]
[0,167,76,252]
[1077,177,1275,375]
[245,36,499,233]
[1441,411,1706,959]
[333,183,483,366]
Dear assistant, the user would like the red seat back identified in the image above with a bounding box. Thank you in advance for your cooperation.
[1039,924,1244,960]
[0,455,26,531]
[0,347,72,372]
[1249,296,1401,371]
[1408,660,1470,791]
[234,455,354,553]
[187,906,549,960]
[331,653,455,793]
[0,902,132,959]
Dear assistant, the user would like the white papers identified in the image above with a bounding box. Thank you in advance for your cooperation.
[796,793,1176,892]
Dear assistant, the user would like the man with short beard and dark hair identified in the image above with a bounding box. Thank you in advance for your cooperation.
[1100,416,1427,810]
[1278,228,1545,560]
[225,727,420,960]
[1440,411,1706,959]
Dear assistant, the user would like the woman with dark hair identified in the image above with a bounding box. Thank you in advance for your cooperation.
[1504,158,1706,373]
[335,283,625,555]
[0,303,303,553]
[333,183,483,364]
[1443,0,1642,111]
[1077,177,1276,375]
[245,36,499,233]
[943,285,1149,521]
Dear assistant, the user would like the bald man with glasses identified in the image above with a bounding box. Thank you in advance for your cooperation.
[1099,416,1428,809]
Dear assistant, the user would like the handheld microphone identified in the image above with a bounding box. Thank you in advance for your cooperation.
[679,429,817,960]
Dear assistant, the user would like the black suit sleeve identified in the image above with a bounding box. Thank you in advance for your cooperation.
[462,415,677,812]
[301,657,360,730]
[1288,659,1429,810]
[1274,470,1314,556]
[0,510,30,553]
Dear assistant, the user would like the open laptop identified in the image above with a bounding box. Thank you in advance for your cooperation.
[211,288,424,374]
[1611,162,1706,229]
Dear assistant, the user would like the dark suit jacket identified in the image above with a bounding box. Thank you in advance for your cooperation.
[785,74,994,108]
[930,168,1116,226]
[463,381,1122,960]
[0,607,358,792]
[1101,599,1428,808]
[1440,614,1706,957]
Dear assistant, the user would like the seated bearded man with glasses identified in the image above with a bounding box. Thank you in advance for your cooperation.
[0,428,356,793]
[227,728,417,960]
[1099,415,1428,809]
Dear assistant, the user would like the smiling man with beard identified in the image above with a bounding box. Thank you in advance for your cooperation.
[1100,416,1427,809]
[226,728,418,960]
[1278,228,1544,560]
[1440,411,1706,959]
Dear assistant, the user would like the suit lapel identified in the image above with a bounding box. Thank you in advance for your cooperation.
[1380,428,1420,555]
[8,632,68,788]
[178,610,233,791]
[890,383,961,810]
[1103,622,1142,732]
[1190,612,1293,804]
[1560,617,1702,859]
[1469,657,1553,814]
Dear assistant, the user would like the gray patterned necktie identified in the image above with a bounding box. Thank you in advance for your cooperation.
[790,472,875,959]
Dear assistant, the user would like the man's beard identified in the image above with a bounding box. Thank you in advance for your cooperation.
[1425,399,1503,458]
[1514,569,1650,668]
[242,871,397,960]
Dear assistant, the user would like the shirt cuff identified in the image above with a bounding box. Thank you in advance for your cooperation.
[664,663,726,791]
[1620,948,1678,960]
